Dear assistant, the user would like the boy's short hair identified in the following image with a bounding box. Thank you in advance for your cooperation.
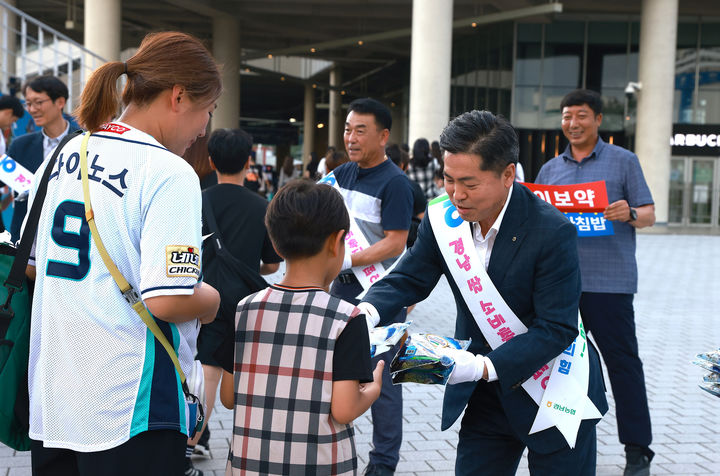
[266,180,349,259]
[0,95,24,118]
[207,128,253,174]
[23,75,69,101]
[560,89,603,116]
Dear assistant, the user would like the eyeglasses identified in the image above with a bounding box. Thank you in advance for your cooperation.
[24,98,52,110]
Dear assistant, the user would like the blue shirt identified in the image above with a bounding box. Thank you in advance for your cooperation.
[333,159,413,269]
[535,138,653,293]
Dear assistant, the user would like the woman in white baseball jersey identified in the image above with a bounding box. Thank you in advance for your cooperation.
[24,32,221,475]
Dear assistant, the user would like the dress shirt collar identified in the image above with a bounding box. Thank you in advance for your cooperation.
[473,183,513,243]
[561,136,606,164]
[42,119,70,155]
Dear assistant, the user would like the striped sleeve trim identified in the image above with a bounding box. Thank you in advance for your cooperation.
[141,284,196,299]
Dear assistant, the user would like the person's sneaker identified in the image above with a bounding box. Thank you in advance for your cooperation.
[363,463,395,476]
[624,446,653,476]
[193,427,211,457]
[184,457,204,476]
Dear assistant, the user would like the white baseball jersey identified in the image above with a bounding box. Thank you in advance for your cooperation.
[23,122,202,451]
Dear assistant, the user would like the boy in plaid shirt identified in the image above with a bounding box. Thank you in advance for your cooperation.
[220,180,384,475]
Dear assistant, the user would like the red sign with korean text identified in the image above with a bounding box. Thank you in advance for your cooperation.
[520,181,609,212]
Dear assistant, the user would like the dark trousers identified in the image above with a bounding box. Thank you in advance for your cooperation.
[456,385,597,476]
[31,430,186,476]
[331,278,406,470]
[580,292,652,448]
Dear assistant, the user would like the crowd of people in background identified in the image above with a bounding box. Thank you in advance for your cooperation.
[0,26,657,476]
[183,130,446,216]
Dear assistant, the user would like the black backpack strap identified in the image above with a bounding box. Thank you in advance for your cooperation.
[201,190,226,257]
[4,130,83,293]
[201,190,268,292]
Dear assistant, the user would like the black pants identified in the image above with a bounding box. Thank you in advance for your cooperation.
[331,278,406,470]
[580,292,652,448]
[455,383,597,476]
[31,430,186,476]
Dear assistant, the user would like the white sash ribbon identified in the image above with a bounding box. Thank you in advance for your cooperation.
[428,193,601,448]
[0,154,34,194]
[318,172,386,292]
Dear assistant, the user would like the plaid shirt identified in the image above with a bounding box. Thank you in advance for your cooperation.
[406,159,440,199]
[229,286,361,475]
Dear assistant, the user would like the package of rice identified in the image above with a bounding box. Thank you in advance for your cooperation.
[390,333,470,385]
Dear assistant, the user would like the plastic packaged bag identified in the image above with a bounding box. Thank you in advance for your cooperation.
[693,349,720,397]
[390,333,470,385]
[692,359,720,374]
[696,350,720,365]
[369,321,412,358]
[699,382,720,398]
[703,372,720,383]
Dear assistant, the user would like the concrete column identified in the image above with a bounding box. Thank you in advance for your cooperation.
[84,0,121,62]
[2,0,16,92]
[212,16,240,130]
[389,102,406,146]
[328,66,343,148]
[408,0,453,146]
[635,0,678,225]
[302,83,315,168]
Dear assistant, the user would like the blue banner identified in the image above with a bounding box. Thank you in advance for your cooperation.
[564,212,614,237]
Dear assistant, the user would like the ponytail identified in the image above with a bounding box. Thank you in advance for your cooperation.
[75,61,125,132]
[75,32,221,133]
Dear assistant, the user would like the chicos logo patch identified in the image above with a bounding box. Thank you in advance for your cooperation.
[166,245,200,278]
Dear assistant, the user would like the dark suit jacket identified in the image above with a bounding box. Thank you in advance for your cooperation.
[8,121,81,241]
[363,183,608,454]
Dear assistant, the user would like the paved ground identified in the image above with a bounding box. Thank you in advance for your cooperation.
[3,233,720,475]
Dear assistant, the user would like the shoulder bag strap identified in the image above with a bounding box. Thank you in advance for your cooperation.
[78,132,188,391]
[201,191,268,291]
[4,130,83,292]
[201,190,227,257]
[0,130,83,337]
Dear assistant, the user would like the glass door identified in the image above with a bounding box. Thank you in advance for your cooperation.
[668,159,686,224]
[690,158,715,224]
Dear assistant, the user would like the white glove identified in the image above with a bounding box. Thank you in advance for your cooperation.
[342,247,353,271]
[356,301,381,335]
[444,348,485,385]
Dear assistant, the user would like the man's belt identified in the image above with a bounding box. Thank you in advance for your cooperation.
[337,272,359,285]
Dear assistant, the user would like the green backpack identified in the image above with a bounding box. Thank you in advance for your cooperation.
[0,248,32,451]
[0,131,80,450]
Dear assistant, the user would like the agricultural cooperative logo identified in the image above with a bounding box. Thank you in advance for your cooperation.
[546,401,577,416]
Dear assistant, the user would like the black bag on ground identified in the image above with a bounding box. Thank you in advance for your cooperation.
[0,131,81,451]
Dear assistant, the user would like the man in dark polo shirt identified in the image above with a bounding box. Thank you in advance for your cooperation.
[330,97,413,476]
[535,89,655,476]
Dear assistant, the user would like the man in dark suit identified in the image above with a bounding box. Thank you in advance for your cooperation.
[359,110,607,476]
[8,75,81,241]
